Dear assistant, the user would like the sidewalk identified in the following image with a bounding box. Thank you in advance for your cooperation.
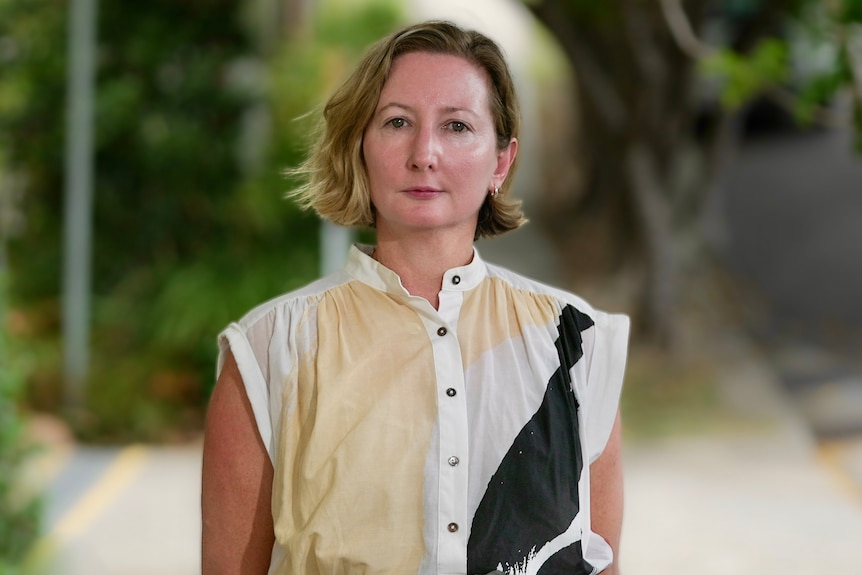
[620,334,862,573]
[22,439,202,575]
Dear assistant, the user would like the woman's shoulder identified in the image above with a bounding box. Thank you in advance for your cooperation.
[483,261,626,324]
[232,269,352,332]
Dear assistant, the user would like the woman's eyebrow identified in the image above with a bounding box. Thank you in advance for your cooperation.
[375,102,411,114]
[376,102,479,118]
[440,105,479,118]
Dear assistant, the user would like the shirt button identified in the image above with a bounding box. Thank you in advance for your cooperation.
[448,456,460,467]
[452,275,461,285]
[437,327,447,336]
[446,388,456,397]
[447,522,459,533]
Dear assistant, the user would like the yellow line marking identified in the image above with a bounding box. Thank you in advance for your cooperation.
[22,445,150,572]
[52,444,149,541]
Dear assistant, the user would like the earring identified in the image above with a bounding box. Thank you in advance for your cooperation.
[490,186,499,198]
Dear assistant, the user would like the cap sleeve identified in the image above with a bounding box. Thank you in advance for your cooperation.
[216,297,308,463]
[582,311,630,463]
[218,321,275,460]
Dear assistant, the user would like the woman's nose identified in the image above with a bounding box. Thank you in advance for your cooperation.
[408,127,438,171]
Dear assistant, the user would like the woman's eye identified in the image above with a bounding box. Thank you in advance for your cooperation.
[449,121,467,132]
[387,118,407,128]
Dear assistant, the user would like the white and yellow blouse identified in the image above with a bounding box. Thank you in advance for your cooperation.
[218,244,629,575]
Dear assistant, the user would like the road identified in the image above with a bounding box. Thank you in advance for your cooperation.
[23,439,202,575]
[720,121,862,347]
[719,112,862,489]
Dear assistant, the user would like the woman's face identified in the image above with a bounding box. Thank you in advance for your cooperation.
[362,51,516,241]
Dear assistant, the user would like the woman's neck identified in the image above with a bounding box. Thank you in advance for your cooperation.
[372,230,474,310]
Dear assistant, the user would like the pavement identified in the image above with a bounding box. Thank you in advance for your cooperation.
[618,334,862,574]
[20,437,202,575]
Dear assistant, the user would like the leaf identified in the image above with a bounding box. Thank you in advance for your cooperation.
[700,39,790,111]
[840,0,862,22]
[854,98,862,152]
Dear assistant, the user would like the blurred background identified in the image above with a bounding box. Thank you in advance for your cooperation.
[1,0,861,573]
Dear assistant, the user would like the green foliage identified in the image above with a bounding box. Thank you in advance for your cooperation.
[795,66,851,124]
[1,0,267,440]
[0,273,41,571]
[701,39,789,110]
[0,0,402,441]
[700,0,862,135]
[839,0,862,22]
[855,100,862,153]
[316,0,404,46]
[620,350,723,438]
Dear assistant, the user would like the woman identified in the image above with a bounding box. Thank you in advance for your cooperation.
[202,20,628,575]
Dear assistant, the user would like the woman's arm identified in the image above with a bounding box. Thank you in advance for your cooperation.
[590,409,624,575]
[201,350,275,575]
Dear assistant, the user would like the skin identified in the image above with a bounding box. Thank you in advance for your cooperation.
[201,50,624,574]
[591,411,624,574]
[201,350,274,575]
[363,52,517,308]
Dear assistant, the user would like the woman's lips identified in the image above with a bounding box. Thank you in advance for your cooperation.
[402,186,443,199]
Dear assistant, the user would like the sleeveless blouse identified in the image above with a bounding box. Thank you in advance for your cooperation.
[218,244,629,575]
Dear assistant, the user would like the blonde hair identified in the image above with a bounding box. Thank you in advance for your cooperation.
[288,20,526,239]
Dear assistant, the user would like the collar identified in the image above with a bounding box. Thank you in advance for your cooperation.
[343,243,488,297]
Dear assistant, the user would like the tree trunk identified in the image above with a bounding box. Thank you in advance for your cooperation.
[528,0,726,346]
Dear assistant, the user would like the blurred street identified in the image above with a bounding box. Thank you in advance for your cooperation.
[719,111,862,495]
[721,121,862,343]
[23,439,202,575]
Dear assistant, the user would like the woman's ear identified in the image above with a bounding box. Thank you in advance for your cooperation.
[493,137,518,187]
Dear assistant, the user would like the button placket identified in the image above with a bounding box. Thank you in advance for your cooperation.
[417,303,468,573]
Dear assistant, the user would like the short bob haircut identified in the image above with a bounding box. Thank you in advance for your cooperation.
[288,20,526,239]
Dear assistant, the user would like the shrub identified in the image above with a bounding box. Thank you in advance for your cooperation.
[0,0,402,442]
[0,270,41,572]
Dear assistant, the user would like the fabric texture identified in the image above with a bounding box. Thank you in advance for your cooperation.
[217,244,629,575]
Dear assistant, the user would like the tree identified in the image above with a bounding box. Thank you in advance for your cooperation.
[0,0,402,441]
[0,269,41,575]
[525,0,862,345]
